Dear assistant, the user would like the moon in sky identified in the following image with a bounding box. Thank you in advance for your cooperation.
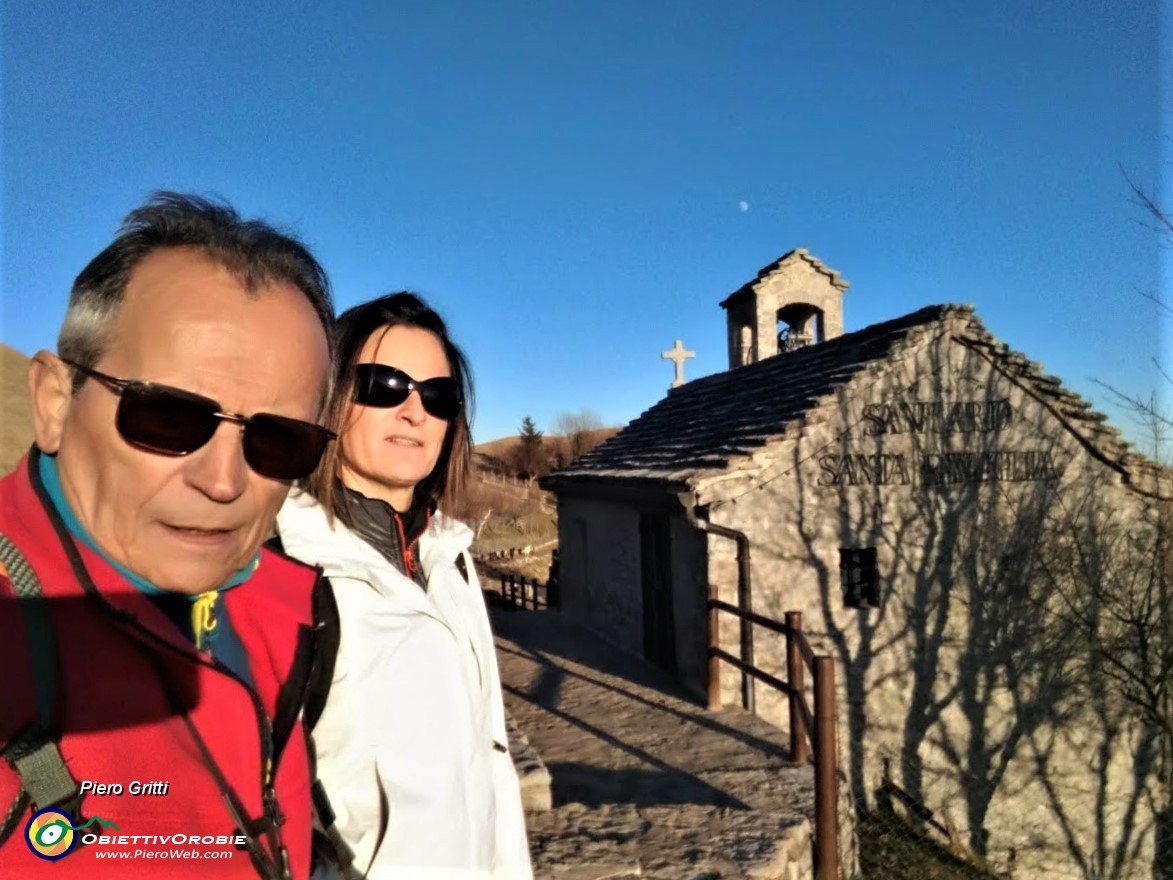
[738,200,749,212]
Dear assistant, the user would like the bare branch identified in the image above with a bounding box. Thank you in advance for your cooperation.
[1121,163,1173,243]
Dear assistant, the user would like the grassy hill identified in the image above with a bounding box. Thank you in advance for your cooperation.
[467,426,620,581]
[0,344,33,474]
[473,426,620,475]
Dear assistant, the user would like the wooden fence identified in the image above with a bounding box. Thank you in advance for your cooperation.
[707,602,840,880]
[496,574,559,611]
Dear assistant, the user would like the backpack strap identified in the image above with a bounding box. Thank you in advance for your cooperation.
[0,533,85,847]
[304,577,362,879]
[305,578,340,733]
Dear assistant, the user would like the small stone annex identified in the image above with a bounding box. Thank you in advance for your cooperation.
[540,248,1171,880]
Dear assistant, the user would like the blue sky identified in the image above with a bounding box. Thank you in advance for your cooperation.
[1,1,1167,445]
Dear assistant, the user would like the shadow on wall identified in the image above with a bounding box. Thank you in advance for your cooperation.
[747,336,1166,879]
[1157,807,1173,880]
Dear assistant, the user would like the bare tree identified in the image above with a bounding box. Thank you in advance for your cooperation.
[554,409,606,461]
[1106,166,1173,437]
[1029,479,1170,879]
[1013,166,1173,878]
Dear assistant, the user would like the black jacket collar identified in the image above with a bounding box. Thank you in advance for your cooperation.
[342,485,430,587]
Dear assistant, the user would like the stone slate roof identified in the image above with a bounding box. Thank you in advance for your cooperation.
[541,304,1167,498]
[718,247,849,309]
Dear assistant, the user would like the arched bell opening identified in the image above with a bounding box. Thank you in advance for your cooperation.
[777,303,823,352]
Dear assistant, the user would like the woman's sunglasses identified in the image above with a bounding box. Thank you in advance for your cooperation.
[64,360,335,481]
[353,363,463,420]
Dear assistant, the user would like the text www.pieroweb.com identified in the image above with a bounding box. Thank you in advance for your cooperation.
[86,833,240,860]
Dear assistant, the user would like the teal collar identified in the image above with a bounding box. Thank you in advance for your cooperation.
[38,452,259,597]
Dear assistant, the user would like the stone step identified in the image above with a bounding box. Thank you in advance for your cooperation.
[507,709,553,812]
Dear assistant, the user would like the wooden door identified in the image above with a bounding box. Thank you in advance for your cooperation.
[639,512,677,676]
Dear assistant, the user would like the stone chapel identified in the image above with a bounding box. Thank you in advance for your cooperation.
[541,248,1171,880]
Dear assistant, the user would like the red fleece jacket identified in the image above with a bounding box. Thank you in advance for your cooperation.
[0,452,320,879]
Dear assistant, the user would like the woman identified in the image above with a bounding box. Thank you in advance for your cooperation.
[275,292,532,879]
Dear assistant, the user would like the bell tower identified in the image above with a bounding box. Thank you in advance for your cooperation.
[720,248,849,368]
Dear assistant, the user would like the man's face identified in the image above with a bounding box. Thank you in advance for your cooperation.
[33,247,330,594]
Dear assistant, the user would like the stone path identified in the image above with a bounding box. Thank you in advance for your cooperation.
[493,609,818,880]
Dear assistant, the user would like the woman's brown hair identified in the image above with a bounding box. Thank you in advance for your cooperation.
[304,291,474,528]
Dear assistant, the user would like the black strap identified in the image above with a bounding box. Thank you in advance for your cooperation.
[303,576,402,880]
[0,789,29,848]
[304,578,360,878]
[310,779,358,879]
[0,532,86,850]
[0,729,87,850]
[305,578,340,734]
[455,552,470,584]
[271,623,315,769]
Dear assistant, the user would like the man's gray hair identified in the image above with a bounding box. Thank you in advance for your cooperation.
[58,191,336,407]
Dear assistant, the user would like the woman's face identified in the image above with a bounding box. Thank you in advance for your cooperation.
[338,325,453,511]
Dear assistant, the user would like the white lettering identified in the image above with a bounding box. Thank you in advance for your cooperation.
[78,780,123,795]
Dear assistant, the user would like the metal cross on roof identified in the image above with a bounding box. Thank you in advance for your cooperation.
[661,339,696,389]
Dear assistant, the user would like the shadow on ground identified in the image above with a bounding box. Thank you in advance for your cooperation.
[547,762,745,809]
[493,609,820,879]
[494,610,795,767]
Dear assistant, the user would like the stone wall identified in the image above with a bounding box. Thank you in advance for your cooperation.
[724,251,847,368]
[555,495,712,697]
[555,495,644,656]
[751,257,845,356]
[668,514,709,701]
[699,327,1162,879]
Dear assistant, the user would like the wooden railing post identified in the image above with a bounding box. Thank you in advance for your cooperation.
[814,656,839,880]
[704,603,839,876]
[707,597,721,710]
[786,612,808,764]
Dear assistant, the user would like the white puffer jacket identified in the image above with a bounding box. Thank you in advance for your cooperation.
[276,489,533,880]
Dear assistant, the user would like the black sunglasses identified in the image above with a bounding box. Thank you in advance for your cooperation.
[64,360,335,481]
[353,363,463,420]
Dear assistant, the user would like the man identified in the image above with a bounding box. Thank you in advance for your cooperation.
[0,193,335,878]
